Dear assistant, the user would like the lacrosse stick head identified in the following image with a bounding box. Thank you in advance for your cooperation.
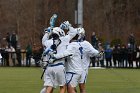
[50,14,58,28]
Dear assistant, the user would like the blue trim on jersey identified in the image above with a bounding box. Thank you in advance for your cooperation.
[48,63,64,67]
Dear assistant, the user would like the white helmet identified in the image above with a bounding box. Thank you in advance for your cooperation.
[75,27,85,41]
[52,27,65,37]
[78,27,85,36]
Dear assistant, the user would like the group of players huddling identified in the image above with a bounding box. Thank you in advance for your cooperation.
[40,14,100,93]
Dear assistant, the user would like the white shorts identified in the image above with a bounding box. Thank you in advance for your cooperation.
[79,69,88,84]
[44,63,66,88]
[66,72,82,87]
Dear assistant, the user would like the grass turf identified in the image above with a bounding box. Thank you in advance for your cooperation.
[0,67,140,93]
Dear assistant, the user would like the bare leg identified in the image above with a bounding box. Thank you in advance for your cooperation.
[67,84,76,93]
[79,83,86,93]
[59,85,66,93]
[46,86,53,93]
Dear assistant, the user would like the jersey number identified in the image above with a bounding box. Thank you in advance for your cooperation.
[79,47,83,59]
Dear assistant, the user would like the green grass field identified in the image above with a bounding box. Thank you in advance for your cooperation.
[0,67,140,93]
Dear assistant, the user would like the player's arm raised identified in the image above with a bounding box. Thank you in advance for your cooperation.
[42,27,53,46]
[42,14,58,45]
[60,21,78,40]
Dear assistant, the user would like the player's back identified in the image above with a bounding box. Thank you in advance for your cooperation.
[80,40,99,70]
[65,42,84,74]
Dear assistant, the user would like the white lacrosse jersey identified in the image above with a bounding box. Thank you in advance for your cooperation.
[80,40,99,70]
[54,41,84,74]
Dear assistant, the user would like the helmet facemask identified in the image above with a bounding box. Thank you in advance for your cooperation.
[51,33,59,40]
[51,27,65,40]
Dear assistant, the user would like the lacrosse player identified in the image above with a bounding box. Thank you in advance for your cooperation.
[77,28,99,93]
[40,21,78,93]
[49,27,99,93]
